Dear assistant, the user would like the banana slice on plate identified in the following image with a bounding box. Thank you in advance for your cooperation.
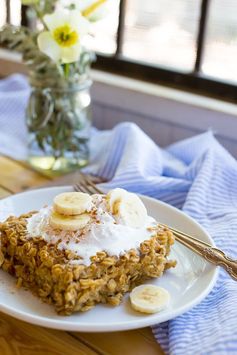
[49,210,91,231]
[107,188,148,228]
[53,192,92,216]
[130,285,170,314]
[107,188,127,213]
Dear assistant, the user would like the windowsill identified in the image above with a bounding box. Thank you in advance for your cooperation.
[91,70,237,118]
[0,48,236,116]
[0,48,236,142]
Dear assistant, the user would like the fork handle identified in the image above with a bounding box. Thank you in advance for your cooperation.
[175,233,237,281]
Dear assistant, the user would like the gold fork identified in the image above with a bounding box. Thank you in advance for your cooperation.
[74,173,237,281]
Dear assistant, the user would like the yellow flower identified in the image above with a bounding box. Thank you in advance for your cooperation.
[37,9,89,63]
[53,25,79,47]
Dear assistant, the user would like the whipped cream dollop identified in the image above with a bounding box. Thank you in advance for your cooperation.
[26,194,157,266]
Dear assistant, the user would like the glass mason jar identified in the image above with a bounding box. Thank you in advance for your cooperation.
[26,80,92,176]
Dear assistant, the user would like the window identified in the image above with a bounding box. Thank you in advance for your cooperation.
[1,0,237,101]
[202,0,237,84]
[117,0,200,72]
[91,0,237,102]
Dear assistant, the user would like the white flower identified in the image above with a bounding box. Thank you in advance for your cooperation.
[59,0,112,22]
[37,9,89,63]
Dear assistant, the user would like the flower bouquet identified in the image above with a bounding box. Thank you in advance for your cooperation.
[0,0,113,175]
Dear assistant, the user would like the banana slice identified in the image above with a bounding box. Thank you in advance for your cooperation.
[106,188,127,214]
[49,210,91,231]
[53,192,92,216]
[107,188,148,228]
[130,285,170,314]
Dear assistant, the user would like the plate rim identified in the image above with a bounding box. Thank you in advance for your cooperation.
[0,186,219,332]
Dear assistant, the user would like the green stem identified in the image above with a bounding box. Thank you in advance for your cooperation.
[64,63,70,78]
[33,5,48,29]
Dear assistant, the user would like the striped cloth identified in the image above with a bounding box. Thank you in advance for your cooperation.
[0,74,29,159]
[1,75,237,353]
[83,123,237,354]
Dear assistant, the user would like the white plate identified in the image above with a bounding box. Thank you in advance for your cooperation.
[0,186,218,332]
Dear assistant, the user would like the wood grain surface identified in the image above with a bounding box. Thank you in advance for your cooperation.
[0,155,163,355]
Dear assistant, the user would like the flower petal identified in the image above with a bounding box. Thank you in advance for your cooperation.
[44,8,89,38]
[67,10,90,35]
[78,0,95,11]
[60,45,81,63]
[44,10,69,32]
[81,0,111,22]
[87,5,107,22]
[37,32,61,62]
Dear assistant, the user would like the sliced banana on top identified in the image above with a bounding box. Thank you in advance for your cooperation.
[106,188,148,228]
[49,210,91,231]
[107,188,127,214]
[130,285,170,314]
[53,192,92,216]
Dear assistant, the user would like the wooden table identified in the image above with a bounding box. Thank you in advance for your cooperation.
[0,155,163,355]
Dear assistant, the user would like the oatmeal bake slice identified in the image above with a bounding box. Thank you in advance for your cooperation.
[0,189,176,315]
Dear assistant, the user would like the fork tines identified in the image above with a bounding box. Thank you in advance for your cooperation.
[74,173,104,195]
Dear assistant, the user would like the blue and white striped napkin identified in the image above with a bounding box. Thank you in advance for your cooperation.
[84,123,237,354]
[0,74,237,353]
[0,74,29,159]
